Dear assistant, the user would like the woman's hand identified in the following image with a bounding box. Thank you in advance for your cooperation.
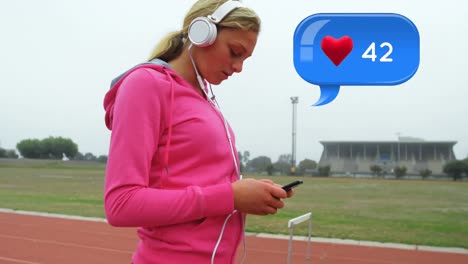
[232,178,291,215]
[259,179,295,198]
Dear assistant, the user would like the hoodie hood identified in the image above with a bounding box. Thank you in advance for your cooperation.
[103,59,173,130]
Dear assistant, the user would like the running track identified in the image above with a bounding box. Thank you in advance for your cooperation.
[1,211,467,264]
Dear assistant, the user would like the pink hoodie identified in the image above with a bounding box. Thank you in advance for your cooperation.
[103,62,243,263]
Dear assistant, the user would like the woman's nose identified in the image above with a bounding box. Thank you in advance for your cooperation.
[232,60,243,73]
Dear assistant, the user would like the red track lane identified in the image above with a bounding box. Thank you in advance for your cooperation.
[1,212,467,264]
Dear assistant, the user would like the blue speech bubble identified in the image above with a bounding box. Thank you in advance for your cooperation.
[293,13,420,106]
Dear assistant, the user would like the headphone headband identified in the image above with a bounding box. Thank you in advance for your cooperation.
[188,0,245,47]
[208,0,244,24]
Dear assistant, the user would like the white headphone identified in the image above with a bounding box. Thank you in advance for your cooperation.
[188,0,244,47]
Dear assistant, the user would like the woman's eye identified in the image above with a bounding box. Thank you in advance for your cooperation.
[230,49,240,57]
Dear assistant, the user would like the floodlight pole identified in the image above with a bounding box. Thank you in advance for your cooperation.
[290,97,299,172]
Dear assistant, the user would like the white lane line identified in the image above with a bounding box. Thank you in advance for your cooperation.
[0,234,133,255]
[0,256,40,264]
[0,208,107,223]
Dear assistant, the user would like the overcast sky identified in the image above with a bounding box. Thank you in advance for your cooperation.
[1,0,467,163]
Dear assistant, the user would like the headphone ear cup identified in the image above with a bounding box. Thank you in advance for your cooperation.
[188,17,217,47]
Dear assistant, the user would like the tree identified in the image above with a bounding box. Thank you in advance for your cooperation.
[97,155,108,163]
[246,156,272,173]
[370,165,383,177]
[16,137,78,160]
[16,137,78,159]
[298,159,317,175]
[50,137,78,159]
[238,151,244,172]
[84,152,97,161]
[6,149,18,159]
[237,150,251,173]
[443,160,468,181]
[16,139,42,159]
[393,166,407,179]
[273,154,292,175]
[266,164,274,176]
[419,169,432,179]
[73,152,85,160]
[241,151,250,164]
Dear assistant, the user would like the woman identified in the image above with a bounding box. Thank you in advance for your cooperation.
[103,1,293,263]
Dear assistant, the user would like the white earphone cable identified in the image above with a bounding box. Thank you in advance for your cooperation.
[211,210,235,264]
[188,44,245,264]
[188,44,241,178]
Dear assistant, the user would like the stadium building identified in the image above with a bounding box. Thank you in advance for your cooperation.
[318,137,457,175]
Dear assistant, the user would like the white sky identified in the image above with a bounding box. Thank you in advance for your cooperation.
[1,0,467,162]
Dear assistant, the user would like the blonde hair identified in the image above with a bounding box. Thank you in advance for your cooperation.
[149,0,261,62]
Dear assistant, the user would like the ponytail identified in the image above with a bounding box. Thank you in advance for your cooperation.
[148,30,186,62]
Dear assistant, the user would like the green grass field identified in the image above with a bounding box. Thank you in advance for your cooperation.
[1,159,467,249]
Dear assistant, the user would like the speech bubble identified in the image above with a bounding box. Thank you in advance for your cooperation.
[293,13,420,106]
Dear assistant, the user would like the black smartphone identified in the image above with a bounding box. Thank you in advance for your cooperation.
[282,180,303,191]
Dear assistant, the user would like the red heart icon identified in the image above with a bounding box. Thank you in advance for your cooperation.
[321,36,353,66]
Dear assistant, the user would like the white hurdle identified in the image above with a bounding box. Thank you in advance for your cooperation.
[287,212,312,264]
